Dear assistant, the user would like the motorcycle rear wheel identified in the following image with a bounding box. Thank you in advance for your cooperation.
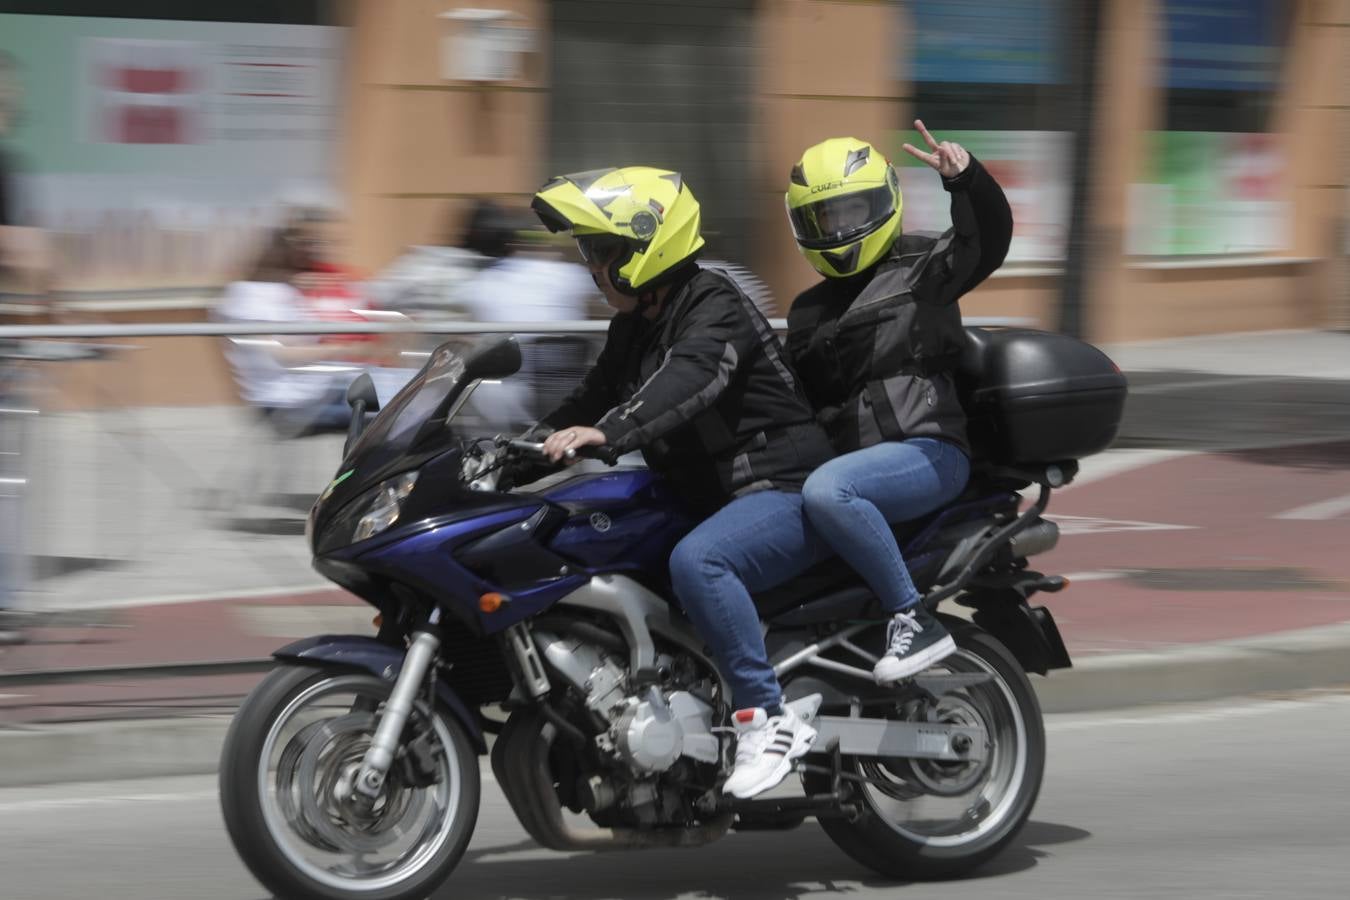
[802,621,1045,880]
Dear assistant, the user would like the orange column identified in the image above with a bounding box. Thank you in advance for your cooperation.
[339,0,549,273]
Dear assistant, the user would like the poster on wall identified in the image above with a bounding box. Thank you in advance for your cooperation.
[1128,132,1285,256]
[886,130,1069,263]
[0,14,344,291]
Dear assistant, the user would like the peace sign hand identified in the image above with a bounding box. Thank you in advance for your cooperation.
[901,119,971,179]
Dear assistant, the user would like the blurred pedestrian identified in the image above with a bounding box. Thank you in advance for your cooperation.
[363,204,491,319]
[0,48,47,644]
[453,199,596,431]
[215,209,406,434]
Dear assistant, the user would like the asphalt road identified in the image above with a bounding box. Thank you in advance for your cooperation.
[3,690,1348,900]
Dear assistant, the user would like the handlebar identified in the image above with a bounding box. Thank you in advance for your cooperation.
[504,438,621,467]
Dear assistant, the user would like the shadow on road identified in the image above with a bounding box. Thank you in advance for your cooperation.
[432,820,1092,900]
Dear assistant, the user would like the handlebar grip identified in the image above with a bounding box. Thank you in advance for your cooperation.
[506,438,619,466]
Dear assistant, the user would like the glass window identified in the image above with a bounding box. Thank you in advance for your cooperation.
[896,0,1071,262]
[1129,0,1291,256]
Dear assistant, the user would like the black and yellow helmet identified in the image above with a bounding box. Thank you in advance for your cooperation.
[785,137,902,278]
[531,166,705,294]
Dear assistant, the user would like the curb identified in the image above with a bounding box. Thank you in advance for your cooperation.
[1033,621,1350,713]
[3,623,1350,788]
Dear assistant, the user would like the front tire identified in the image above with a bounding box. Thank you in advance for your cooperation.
[220,664,480,900]
[803,621,1045,880]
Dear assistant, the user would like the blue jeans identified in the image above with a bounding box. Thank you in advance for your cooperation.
[802,438,970,613]
[669,490,830,711]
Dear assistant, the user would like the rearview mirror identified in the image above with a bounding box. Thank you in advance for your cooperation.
[344,371,380,456]
[462,335,522,382]
[346,371,381,414]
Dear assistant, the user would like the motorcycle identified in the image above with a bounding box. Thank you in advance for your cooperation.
[219,328,1126,900]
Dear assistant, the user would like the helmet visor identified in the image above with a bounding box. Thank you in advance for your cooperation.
[576,234,628,267]
[788,185,895,249]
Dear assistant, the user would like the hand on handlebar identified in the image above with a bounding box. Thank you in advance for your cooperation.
[541,425,608,464]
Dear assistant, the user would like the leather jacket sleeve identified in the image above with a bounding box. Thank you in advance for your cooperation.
[592,285,752,455]
[924,155,1014,305]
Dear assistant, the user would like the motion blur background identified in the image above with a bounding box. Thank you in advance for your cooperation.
[0,0,1347,691]
[1,4,1350,897]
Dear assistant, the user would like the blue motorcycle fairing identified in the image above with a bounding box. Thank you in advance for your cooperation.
[345,505,594,635]
[272,634,486,753]
[541,469,697,574]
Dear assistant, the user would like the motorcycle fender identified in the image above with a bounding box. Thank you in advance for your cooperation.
[970,602,1073,675]
[273,634,486,753]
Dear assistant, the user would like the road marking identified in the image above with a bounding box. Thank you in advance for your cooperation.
[1047,693,1350,734]
[1054,514,1196,536]
[1127,375,1305,395]
[1274,493,1350,521]
[1060,570,1126,583]
[0,772,499,814]
[71,582,334,612]
[0,789,218,813]
[1065,449,1192,490]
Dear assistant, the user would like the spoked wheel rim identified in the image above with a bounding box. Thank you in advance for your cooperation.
[857,647,1028,848]
[256,674,463,893]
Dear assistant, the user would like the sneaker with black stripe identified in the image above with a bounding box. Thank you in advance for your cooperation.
[722,706,816,799]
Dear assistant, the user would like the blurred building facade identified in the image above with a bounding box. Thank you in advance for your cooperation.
[343,0,1348,342]
[0,0,1346,413]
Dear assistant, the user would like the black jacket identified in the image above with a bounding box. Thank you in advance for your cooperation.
[785,157,1013,455]
[542,264,834,511]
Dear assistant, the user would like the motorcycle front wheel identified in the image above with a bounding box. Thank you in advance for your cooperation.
[219,664,480,900]
[802,620,1045,880]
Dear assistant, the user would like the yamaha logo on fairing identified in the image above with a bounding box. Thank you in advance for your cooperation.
[589,512,612,533]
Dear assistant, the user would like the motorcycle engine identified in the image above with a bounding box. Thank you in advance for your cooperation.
[614,689,719,774]
[534,630,719,775]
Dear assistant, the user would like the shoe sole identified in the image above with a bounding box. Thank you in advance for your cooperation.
[724,724,818,799]
[874,634,958,685]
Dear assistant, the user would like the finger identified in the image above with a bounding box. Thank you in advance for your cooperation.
[915,119,939,151]
[902,143,938,168]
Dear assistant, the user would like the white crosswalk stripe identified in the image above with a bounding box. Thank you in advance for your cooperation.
[1274,493,1350,521]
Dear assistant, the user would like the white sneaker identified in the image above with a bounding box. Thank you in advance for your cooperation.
[873,605,957,685]
[721,706,817,799]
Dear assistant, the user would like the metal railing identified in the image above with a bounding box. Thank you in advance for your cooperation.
[0,316,1031,340]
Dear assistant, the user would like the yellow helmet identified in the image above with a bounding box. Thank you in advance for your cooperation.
[785,137,902,278]
[531,166,705,294]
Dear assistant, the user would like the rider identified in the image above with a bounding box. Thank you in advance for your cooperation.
[783,122,1013,683]
[529,167,835,799]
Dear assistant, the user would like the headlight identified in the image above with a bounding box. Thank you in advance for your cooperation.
[352,471,420,542]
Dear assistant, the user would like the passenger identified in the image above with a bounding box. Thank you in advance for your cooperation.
[783,122,1013,683]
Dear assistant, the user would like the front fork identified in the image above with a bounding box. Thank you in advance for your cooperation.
[354,611,443,800]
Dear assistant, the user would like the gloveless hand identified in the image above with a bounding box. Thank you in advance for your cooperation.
[902,119,971,178]
[542,426,607,464]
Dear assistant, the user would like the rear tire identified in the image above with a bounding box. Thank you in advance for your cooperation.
[219,664,480,900]
[803,621,1045,880]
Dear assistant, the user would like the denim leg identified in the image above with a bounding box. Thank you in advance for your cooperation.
[801,438,970,614]
[669,490,829,711]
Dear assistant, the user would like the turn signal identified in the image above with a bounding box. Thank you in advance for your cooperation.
[372,614,383,629]
[479,593,508,613]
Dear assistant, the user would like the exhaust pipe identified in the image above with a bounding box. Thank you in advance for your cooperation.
[1008,518,1059,558]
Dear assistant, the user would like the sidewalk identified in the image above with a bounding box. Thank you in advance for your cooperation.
[1,329,1349,785]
